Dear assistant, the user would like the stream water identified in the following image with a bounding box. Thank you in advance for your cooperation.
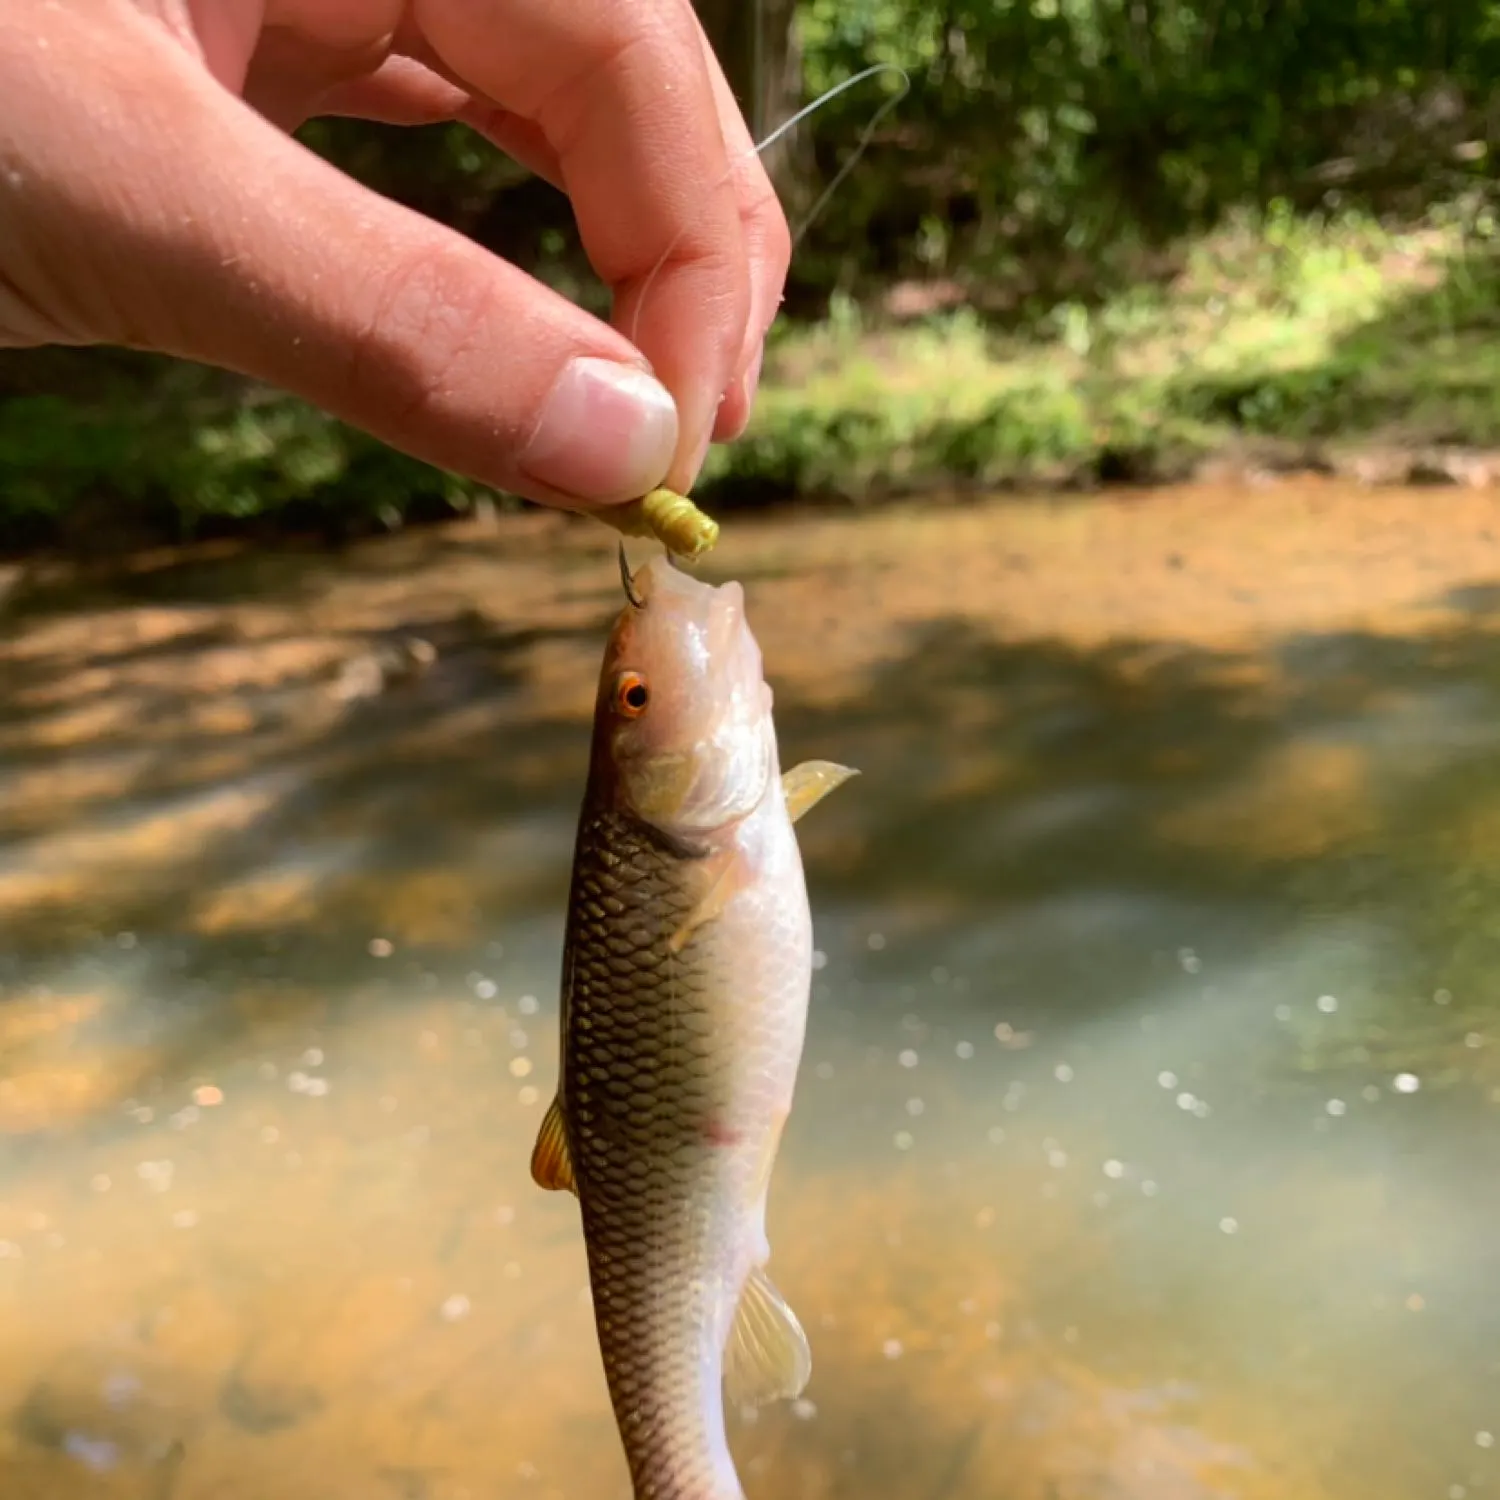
[3,485,1499,1500]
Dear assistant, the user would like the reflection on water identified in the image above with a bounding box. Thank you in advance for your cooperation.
[4,484,1500,1499]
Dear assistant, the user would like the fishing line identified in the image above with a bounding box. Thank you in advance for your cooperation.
[760,61,913,254]
[625,60,913,351]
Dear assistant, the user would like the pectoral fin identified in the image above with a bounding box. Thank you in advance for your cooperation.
[782,761,859,825]
[724,1266,812,1405]
[530,1096,576,1195]
[667,762,856,954]
[668,847,753,955]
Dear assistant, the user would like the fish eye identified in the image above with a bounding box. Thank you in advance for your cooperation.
[615,671,650,717]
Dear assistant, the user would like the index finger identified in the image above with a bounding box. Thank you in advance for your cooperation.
[415,0,754,492]
[691,18,792,442]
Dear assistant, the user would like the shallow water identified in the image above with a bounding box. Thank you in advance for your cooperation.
[4,486,1500,1500]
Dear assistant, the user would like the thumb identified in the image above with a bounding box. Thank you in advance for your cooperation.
[0,13,678,508]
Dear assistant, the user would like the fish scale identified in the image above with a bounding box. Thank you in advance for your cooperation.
[566,802,763,1500]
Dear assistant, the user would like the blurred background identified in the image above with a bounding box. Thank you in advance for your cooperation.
[6,3,1500,1498]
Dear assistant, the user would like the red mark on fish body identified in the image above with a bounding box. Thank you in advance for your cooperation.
[702,1119,744,1148]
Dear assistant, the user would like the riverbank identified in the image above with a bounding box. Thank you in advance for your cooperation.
[5,203,1500,554]
[709,200,1500,501]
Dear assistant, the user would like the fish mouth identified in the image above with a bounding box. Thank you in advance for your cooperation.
[631,553,717,605]
[624,557,763,684]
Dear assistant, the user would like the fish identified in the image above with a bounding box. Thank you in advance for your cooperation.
[530,546,856,1500]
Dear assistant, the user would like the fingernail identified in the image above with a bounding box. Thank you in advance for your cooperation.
[521,358,678,502]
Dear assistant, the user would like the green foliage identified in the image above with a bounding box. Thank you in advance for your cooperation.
[697,204,1500,500]
[9,205,1500,541]
[789,0,1500,303]
[0,374,491,546]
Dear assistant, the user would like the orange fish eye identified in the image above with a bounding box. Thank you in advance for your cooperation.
[614,671,650,717]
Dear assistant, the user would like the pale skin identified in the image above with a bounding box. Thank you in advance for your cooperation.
[0,1,793,510]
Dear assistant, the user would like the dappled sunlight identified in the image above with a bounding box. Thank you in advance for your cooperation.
[0,987,140,1136]
[6,488,1500,1497]
[0,779,294,929]
[1156,739,1378,862]
[0,982,1347,1500]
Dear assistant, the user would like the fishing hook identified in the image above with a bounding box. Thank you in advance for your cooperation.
[618,541,645,608]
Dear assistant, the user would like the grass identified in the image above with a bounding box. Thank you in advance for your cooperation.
[6,198,1500,549]
[699,196,1500,500]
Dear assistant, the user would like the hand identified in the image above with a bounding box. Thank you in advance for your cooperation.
[0,1,791,508]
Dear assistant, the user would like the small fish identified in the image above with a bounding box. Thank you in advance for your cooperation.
[532,546,855,1500]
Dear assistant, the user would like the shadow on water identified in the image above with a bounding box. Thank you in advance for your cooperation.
[3,498,1500,1498]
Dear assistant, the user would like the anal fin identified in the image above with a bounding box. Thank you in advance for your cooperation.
[782,761,859,825]
[723,1266,812,1406]
[530,1095,577,1195]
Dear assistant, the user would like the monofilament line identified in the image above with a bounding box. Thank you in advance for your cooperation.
[627,61,913,349]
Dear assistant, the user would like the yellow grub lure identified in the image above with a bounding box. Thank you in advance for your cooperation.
[587,488,720,562]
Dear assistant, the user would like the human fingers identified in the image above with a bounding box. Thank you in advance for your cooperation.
[413,0,755,492]
[0,7,679,506]
[273,5,787,455]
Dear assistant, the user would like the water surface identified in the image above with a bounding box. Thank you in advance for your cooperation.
[4,484,1500,1499]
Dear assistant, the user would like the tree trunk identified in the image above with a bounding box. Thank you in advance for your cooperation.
[693,0,809,211]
